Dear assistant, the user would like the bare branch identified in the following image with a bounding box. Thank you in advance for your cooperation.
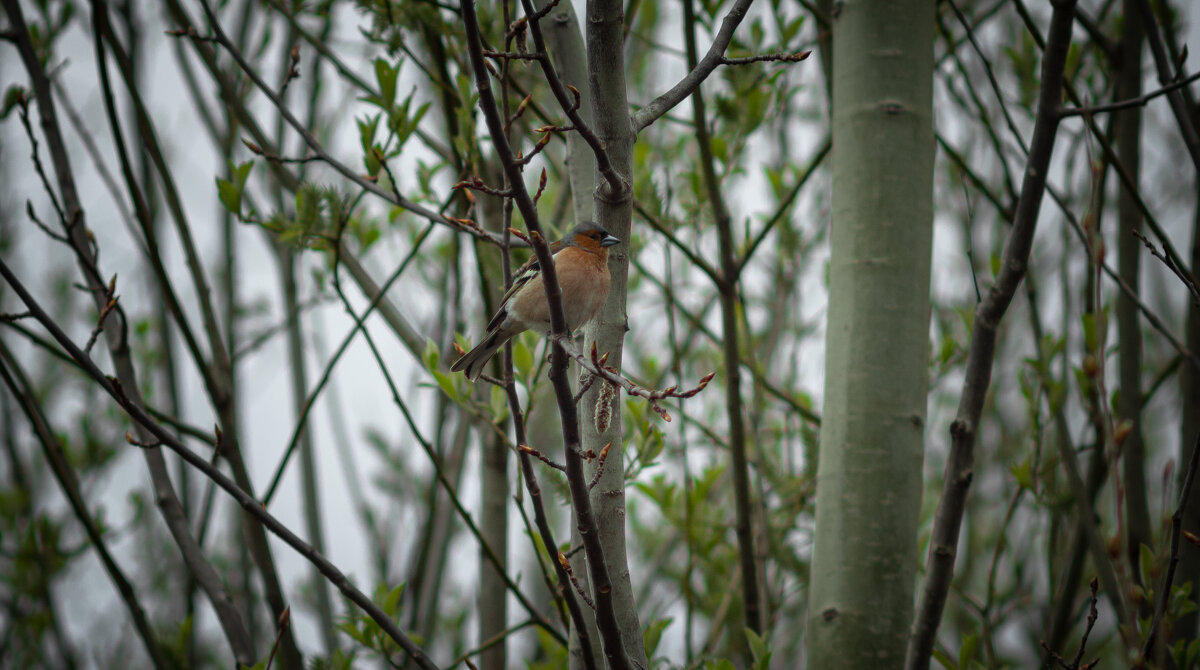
[720,50,811,65]
[632,0,757,132]
[1059,68,1200,118]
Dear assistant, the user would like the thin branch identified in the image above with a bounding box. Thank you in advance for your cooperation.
[1134,230,1200,307]
[262,224,435,505]
[327,219,565,648]
[720,50,811,65]
[632,0,757,132]
[1059,68,1200,117]
[1139,233,1200,659]
[633,202,721,283]
[738,137,831,271]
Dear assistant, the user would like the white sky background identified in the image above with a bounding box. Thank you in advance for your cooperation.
[2,0,1200,667]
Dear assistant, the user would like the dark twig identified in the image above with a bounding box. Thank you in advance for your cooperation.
[327,218,564,648]
[1073,579,1100,668]
[454,176,514,198]
[449,619,537,668]
[519,444,567,472]
[83,274,119,355]
[264,607,290,670]
[737,138,831,271]
[681,0,760,634]
[560,552,597,611]
[262,224,435,505]
[572,368,599,405]
[635,202,721,282]
[243,139,322,165]
[3,1,256,661]
[24,201,69,244]
[16,102,70,230]
[483,49,543,61]
[1134,230,1200,307]
[551,338,717,422]
[1059,69,1200,118]
[587,442,612,490]
[278,45,301,96]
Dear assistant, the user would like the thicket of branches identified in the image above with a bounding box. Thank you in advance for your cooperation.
[1,0,1199,669]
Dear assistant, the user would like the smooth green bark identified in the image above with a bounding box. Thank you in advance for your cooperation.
[806,0,934,666]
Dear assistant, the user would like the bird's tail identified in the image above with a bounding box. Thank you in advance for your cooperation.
[450,330,507,381]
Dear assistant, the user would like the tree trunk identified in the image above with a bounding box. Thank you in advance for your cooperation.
[806,0,934,666]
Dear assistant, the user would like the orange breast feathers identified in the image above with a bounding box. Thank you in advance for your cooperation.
[508,246,611,333]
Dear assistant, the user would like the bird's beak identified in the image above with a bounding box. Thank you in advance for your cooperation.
[600,233,620,247]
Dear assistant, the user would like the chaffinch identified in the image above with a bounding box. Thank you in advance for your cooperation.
[452,221,620,381]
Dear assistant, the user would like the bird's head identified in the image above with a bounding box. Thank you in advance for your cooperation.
[569,221,621,252]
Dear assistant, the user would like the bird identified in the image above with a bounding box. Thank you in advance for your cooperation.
[452,221,620,381]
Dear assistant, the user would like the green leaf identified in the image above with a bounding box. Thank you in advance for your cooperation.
[432,370,458,401]
[232,160,253,188]
[1140,543,1156,597]
[958,632,979,669]
[360,227,381,251]
[489,384,509,422]
[745,628,771,668]
[365,144,383,177]
[422,338,440,372]
[640,426,665,466]
[642,618,672,659]
[382,583,405,618]
[358,114,381,153]
[216,178,241,215]
[710,136,728,164]
[513,338,533,378]
[374,58,398,109]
